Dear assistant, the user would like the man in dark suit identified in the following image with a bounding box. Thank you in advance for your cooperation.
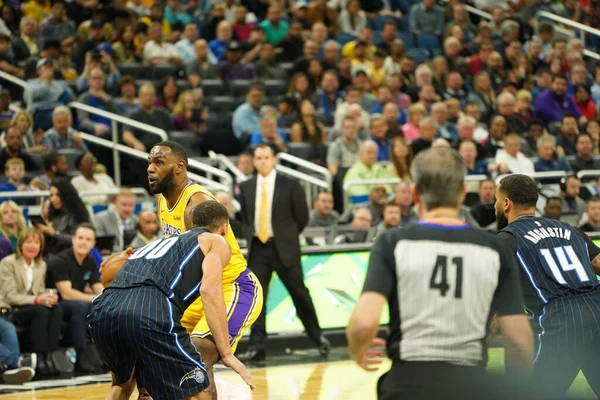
[237,143,329,362]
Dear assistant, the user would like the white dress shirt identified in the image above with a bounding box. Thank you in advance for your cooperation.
[254,170,276,238]
[495,149,535,174]
[143,40,182,64]
[24,260,33,293]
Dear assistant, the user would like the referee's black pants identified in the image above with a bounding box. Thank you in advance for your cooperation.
[13,304,63,353]
[247,238,322,351]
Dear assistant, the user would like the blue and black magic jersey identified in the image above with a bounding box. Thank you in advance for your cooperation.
[500,216,600,310]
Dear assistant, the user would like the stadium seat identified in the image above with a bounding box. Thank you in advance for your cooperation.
[200,130,241,156]
[206,112,233,131]
[397,17,410,32]
[407,48,430,64]
[373,16,397,31]
[118,63,146,79]
[417,34,441,51]
[176,79,192,92]
[201,79,227,96]
[335,33,356,46]
[169,131,202,157]
[279,62,294,76]
[205,96,237,113]
[151,64,183,80]
[58,149,84,171]
[25,152,44,172]
[396,32,415,49]
[263,80,287,97]
[230,80,252,97]
[287,142,319,162]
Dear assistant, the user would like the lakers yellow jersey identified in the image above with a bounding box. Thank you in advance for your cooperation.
[157,183,247,284]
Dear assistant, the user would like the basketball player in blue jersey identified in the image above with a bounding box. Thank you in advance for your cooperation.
[496,174,600,399]
[89,201,254,400]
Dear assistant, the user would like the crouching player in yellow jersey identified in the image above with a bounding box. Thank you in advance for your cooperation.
[149,141,263,399]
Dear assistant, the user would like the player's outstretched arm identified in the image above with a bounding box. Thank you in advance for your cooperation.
[198,233,255,391]
[346,292,387,372]
[498,315,534,375]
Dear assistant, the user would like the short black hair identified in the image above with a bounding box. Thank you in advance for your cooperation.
[552,73,568,83]
[498,174,539,208]
[75,222,96,236]
[191,200,230,232]
[154,140,188,165]
[528,118,544,129]
[253,143,277,156]
[560,112,576,124]
[43,152,64,172]
[576,132,592,143]
[587,196,600,205]
[546,196,562,205]
[537,22,554,34]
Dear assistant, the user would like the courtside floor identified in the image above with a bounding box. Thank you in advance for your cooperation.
[0,349,595,399]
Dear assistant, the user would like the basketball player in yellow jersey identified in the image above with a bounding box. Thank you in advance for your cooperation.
[148,141,263,400]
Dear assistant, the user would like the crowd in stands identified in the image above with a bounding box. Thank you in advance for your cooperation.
[0,0,597,384]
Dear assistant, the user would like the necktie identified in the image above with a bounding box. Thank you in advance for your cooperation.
[258,180,270,243]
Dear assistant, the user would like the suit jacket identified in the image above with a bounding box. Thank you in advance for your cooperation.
[0,254,46,306]
[93,209,137,253]
[239,173,309,267]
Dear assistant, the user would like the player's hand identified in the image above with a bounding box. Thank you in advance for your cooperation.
[221,354,255,390]
[353,337,386,372]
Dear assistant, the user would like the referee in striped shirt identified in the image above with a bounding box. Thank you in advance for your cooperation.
[347,148,534,399]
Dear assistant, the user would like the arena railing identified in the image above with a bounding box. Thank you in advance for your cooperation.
[78,132,233,195]
[0,187,150,201]
[208,151,248,182]
[577,170,600,181]
[0,70,32,112]
[277,152,333,191]
[343,175,489,206]
[494,171,569,185]
[536,11,600,61]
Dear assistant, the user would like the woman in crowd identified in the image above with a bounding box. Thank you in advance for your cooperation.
[466,72,496,123]
[0,228,62,376]
[112,75,139,115]
[155,76,179,112]
[35,178,90,255]
[337,0,367,37]
[387,136,413,181]
[401,103,426,142]
[71,152,118,206]
[0,201,26,251]
[111,23,143,64]
[291,100,327,162]
[287,72,312,102]
[573,84,597,121]
[172,90,208,135]
[30,153,69,191]
[10,111,39,151]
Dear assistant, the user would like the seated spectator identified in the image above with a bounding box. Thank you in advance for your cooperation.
[333,207,372,244]
[175,23,199,65]
[452,116,488,161]
[127,210,160,248]
[442,71,467,107]
[277,96,298,129]
[430,101,457,141]
[56,50,77,81]
[470,179,496,228]
[344,141,393,201]
[334,86,370,130]
[76,67,114,138]
[524,119,545,157]
[387,137,412,180]
[0,228,62,376]
[570,133,600,176]
[531,68,551,102]
[515,90,534,124]
[42,107,88,153]
[30,152,68,191]
[464,103,490,143]
[291,100,326,156]
[534,73,584,125]
[444,97,461,133]
[401,103,426,143]
[0,127,37,172]
[561,175,585,219]
[337,0,366,37]
[70,152,118,206]
[143,22,183,67]
[0,158,35,206]
[73,20,109,71]
[122,83,173,152]
[327,116,361,178]
[484,115,508,158]
[219,40,257,82]
[321,40,340,72]
[393,181,419,225]
[307,0,336,37]
[534,134,572,183]
[260,5,289,45]
[543,196,563,220]
[232,85,264,140]
[112,23,143,64]
[112,75,139,115]
[250,115,288,152]
[467,72,496,123]
[213,191,244,239]
[241,26,268,63]
[312,71,344,119]
[254,42,287,80]
[410,0,445,38]
[556,113,580,156]
[200,2,225,42]
[10,112,36,152]
[383,102,404,138]
[573,84,596,121]
[276,19,304,63]
[94,189,137,253]
[495,92,527,135]
[365,185,388,226]
[308,191,339,228]
[368,114,390,162]
[209,20,232,62]
[495,134,535,174]
[172,90,207,135]
[35,178,90,255]
[186,39,220,88]
[46,223,103,374]
[287,72,312,103]
[12,17,39,60]
[28,58,73,131]
[39,0,76,49]
[0,201,25,251]
[459,140,506,176]
[155,76,179,113]
[410,117,436,156]
[231,6,254,42]
[0,34,25,81]
[580,197,600,232]
[76,46,121,94]
[374,202,401,238]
